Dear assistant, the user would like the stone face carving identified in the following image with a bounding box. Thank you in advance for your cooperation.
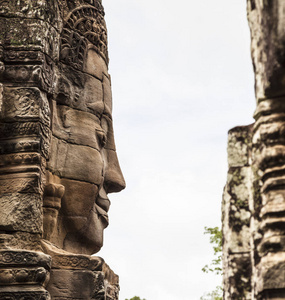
[222,1,285,299]
[0,0,125,299]
[46,0,125,256]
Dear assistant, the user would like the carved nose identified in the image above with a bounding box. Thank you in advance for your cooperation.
[104,169,126,193]
[104,150,126,194]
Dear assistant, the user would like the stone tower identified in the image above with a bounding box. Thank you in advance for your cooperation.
[0,1,125,299]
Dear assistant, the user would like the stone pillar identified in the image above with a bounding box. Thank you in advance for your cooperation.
[222,126,253,299]
[0,0,59,245]
[223,1,285,299]
[0,1,60,298]
[247,1,285,298]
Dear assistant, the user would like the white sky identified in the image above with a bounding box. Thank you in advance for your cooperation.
[98,1,256,299]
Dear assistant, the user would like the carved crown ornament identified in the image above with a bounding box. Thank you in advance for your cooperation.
[60,4,108,70]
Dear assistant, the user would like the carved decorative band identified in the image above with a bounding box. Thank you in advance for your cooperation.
[1,87,50,125]
[0,250,51,269]
[0,291,50,300]
[0,138,50,159]
[0,122,41,138]
[0,139,41,154]
[41,241,103,270]
[51,254,101,270]
[0,153,45,168]
[0,267,48,286]
[4,50,44,64]
[2,60,54,93]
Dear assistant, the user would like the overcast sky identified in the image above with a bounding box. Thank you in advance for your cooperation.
[98,1,256,299]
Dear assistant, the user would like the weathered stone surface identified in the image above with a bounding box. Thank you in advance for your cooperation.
[223,126,252,300]
[0,87,50,124]
[0,18,59,59]
[48,136,104,184]
[0,289,50,300]
[0,250,51,299]
[0,174,43,194]
[103,73,113,111]
[42,241,119,299]
[247,1,285,100]
[0,193,42,233]
[55,64,104,114]
[0,250,51,269]
[223,1,285,299]
[60,179,99,217]
[52,104,103,150]
[0,0,125,298]
[0,232,42,252]
[47,268,119,299]
[47,269,102,299]
[85,49,109,80]
[0,153,46,169]
[0,0,62,29]
[227,126,251,167]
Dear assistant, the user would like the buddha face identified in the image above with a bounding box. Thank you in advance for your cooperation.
[44,48,125,255]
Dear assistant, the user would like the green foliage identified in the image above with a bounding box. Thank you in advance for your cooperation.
[202,226,222,275]
[125,297,146,300]
[200,285,222,300]
[201,226,223,299]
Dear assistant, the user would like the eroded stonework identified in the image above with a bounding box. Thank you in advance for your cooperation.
[0,1,125,299]
[222,1,285,299]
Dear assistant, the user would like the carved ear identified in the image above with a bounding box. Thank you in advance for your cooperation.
[54,76,72,106]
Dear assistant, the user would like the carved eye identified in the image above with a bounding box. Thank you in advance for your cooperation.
[96,129,107,148]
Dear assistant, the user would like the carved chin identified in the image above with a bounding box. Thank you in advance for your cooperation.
[63,208,106,255]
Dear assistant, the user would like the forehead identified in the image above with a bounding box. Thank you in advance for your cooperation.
[84,49,113,115]
[56,49,112,118]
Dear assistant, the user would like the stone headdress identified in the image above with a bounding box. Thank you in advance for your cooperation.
[60,1,109,70]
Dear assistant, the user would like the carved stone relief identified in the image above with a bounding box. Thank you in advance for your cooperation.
[0,0,125,299]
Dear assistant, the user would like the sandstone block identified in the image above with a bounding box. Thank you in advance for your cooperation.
[248,1,285,100]
[48,137,104,185]
[227,126,251,167]
[0,193,42,233]
[47,269,100,299]
[0,0,62,29]
[55,65,104,115]
[60,178,99,218]
[103,74,112,112]
[0,174,42,194]
[223,253,252,299]
[0,18,59,59]
[0,87,50,125]
[52,105,103,151]
[84,48,109,80]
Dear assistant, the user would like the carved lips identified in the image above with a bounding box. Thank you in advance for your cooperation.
[95,188,110,226]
